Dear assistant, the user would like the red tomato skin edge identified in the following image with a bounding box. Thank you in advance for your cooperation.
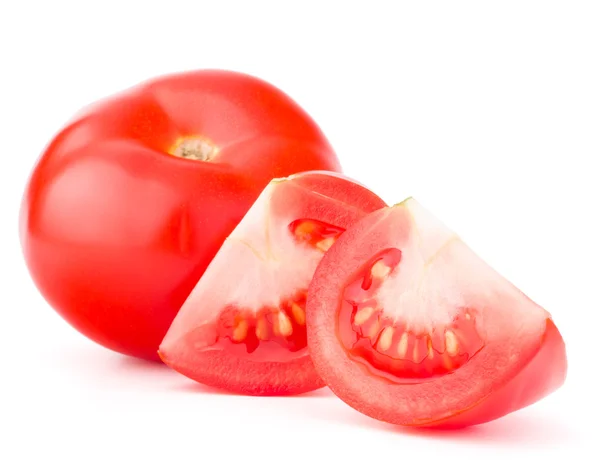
[416,318,567,428]
[157,348,324,396]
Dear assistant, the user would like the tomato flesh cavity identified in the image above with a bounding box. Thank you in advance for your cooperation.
[186,219,342,363]
[186,219,339,364]
[290,219,345,252]
[159,171,387,395]
[307,198,567,426]
[214,290,308,361]
[339,248,485,382]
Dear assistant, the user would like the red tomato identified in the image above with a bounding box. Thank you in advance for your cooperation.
[158,171,387,395]
[306,198,567,427]
[19,70,341,361]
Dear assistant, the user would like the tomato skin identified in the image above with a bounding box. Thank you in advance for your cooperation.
[306,204,567,427]
[418,319,566,428]
[159,332,324,396]
[19,70,341,361]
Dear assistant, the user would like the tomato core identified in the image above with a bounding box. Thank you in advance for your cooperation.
[184,219,345,363]
[169,136,219,161]
[337,248,485,383]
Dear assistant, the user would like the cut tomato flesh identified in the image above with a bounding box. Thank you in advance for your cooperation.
[290,219,345,252]
[307,198,567,426]
[168,219,338,365]
[159,171,387,395]
[193,289,308,363]
[338,248,484,382]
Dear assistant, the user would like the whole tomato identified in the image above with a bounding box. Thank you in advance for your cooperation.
[19,69,341,361]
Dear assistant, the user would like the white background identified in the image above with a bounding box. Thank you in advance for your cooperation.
[1,1,598,464]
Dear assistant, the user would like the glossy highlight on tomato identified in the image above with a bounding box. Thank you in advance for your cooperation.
[307,198,567,427]
[19,69,341,361]
[159,171,387,395]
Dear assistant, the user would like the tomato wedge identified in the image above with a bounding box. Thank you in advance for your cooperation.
[159,171,387,395]
[306,198,567,427]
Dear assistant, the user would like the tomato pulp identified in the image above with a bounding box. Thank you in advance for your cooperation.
[159,171,387,395]
[307,198,567,427]
[19,70,341,360]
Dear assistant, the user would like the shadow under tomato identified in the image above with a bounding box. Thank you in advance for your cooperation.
[113,352,170,373]
[307,398,572,446]
[55,344,333,397]
[172,380,240,396]
[53,342,169,374]
[395,412,573,446]
[54,344,571,447]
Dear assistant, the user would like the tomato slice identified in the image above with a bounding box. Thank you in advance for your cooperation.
[306,198,567,427]
[158,171,387,395]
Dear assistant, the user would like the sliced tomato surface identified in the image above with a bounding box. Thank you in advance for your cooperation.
[159,171,387,395]
[307,198,567,427]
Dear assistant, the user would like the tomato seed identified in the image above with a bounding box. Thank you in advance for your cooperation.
[371,260,392,279]
[255,317,269,340]
[290,302,306,325]
[316,237,335,252]
[274,312,293,337]
[353,306,375,326]
[232,320,249,342]
[445,330,459,356]
[377,327,394,352]
[397,332,409,357]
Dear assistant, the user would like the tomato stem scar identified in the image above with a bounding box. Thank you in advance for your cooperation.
[170,137,219,161]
